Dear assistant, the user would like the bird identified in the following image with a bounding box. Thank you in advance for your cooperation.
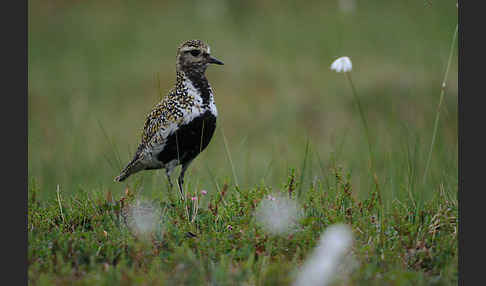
[114,39,224,200]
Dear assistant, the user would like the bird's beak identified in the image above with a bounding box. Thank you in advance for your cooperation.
[208,55,224,65]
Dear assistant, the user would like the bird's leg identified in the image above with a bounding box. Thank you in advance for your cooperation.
[164,168,178,208]
[177,168,187,201]
[177,160,193,201]
[165,169,173,191]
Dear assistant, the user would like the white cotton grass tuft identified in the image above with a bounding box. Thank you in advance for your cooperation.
[338,0,356,13]
[255,193,302,235]
[124,199,164,239]
[293,224,354,286]
[330,56,353,73]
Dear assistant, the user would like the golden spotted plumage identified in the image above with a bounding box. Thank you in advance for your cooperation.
[141,84,196,146]
[114,39,224,200]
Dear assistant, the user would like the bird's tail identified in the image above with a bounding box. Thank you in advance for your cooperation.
[114,154,145,182]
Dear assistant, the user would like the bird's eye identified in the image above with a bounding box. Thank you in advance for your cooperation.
[190,50,201,57]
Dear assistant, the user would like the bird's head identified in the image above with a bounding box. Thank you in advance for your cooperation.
[176,39,224,74]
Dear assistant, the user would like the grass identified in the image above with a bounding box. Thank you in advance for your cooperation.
[28,166,457,285]
[28,0,457,284]
[423,23,459,186]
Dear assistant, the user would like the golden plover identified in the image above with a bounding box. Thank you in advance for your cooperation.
[114,39,224,199]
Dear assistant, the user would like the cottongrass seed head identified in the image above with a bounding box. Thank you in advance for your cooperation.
[293,224,354,286]
[330,56,353,73]
[255,193,302,235]
[339,0,356,13]
[123,199,164,240]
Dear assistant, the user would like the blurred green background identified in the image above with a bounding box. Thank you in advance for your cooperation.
[28,0,457,203]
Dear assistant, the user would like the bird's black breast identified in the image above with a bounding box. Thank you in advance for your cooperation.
[156,111,217,165]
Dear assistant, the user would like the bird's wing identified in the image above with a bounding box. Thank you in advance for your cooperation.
[115,91,184,182]
[140,90,182,148]
[141,103,167,145]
